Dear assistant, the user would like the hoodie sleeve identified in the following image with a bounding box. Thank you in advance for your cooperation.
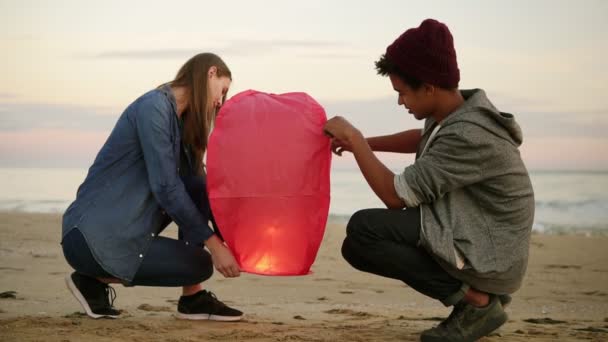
[394,123,498,207]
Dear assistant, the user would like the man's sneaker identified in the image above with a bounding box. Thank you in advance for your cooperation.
[65,272,120,319]
[176,290,243,321]
[420,295,508,342]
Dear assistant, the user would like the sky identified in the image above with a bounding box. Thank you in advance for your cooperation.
[1,0,607,170]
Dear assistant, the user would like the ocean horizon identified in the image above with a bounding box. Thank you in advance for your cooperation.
[1,167,607,235]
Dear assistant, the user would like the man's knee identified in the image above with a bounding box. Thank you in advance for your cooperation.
[346,209,376,238]
[342,209,377,267]
[341,235,358,266]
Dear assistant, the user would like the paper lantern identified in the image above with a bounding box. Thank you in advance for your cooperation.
[207,90,331,276]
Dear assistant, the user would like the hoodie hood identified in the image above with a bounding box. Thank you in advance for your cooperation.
[439,89,523,146]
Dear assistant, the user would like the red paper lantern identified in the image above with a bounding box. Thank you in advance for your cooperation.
[207,90,331,276]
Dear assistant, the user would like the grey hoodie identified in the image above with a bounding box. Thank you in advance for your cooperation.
[394,89,535,294]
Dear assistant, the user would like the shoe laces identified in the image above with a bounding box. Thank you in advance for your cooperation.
[205,291,223,305]
[441,302,467,329]
[202,290,229,311]
[104,285,117,308]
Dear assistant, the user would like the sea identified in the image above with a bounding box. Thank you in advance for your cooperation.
[0,167,606,235]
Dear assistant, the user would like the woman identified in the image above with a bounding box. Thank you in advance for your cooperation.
[61,53,243,321]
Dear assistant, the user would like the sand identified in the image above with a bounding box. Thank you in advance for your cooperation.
[1,211,607,341]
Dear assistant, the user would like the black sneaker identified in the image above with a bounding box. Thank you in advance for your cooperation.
[420,295,508,342]
[65,272,120,319]
[176,290,243,321]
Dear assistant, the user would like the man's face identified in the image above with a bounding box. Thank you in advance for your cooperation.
[389,74,433,120]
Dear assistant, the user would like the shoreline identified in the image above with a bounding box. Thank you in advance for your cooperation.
[0,210,607,237]
[1,211,607,341]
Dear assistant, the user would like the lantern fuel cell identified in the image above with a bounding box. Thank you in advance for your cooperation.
[207,90,332,276]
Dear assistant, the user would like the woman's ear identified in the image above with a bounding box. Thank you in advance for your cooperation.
[208,66,218,78]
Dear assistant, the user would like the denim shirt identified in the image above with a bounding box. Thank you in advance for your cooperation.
[62,85,215,282]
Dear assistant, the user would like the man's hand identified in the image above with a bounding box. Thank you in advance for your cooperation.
[324,116,363,156]
[205,235,241,278]
[330,138,351,156]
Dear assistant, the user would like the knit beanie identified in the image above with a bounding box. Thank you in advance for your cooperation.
[386,19,460,88]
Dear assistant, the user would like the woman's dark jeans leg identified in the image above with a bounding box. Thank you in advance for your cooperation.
[62,175,216,287]
[130,175,216,286]
[341,208,467,306]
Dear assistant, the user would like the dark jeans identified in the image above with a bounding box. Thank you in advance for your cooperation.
[341,208,468,306]
[62,176,216,287]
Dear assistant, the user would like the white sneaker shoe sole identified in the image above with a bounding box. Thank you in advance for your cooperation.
[65,274,119,319]
[175,312,243,321]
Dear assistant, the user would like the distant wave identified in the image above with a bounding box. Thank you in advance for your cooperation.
[1,199,606,235]
[0,199,70,214]
[535,198,608,209]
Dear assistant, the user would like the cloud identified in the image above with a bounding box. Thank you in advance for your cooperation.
[81,39,357,60]
[0,93,17,100]
[322,95,608,140]
[0,101,118,132]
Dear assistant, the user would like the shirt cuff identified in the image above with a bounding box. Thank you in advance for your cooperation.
[394,173,421,207]
[182,225,215,246]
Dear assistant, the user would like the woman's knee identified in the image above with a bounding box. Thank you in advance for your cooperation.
[192,251,214,283]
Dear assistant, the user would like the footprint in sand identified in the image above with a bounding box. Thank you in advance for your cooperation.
[523,318,567,325]
[324,308,375,319]
[575,326,608,333]
[137,304,173,312]
[63,312,87,318]
[0,267,24,271]
[339,291,354,294]
[397,315,443,321]
[581,291,608,296]
[515,328,558,337]
[0,291,17,299]
[29,252,57,259]
[545,264,582,270]
[314,278,335,282]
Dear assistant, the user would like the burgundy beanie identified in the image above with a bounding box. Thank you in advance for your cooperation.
[386,19,460,88]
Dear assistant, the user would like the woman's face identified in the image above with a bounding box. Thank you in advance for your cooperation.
[208,73,232,111]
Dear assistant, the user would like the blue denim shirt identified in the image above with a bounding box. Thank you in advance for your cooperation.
[62,85,214,282]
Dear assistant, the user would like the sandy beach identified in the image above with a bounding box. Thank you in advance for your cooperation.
[0,211,607,341]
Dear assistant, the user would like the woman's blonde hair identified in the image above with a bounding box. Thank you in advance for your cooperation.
[169,53,231,174]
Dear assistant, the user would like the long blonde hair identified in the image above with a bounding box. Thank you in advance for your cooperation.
[169,53,231,174]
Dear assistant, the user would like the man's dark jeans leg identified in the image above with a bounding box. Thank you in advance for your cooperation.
[341,208,467,306]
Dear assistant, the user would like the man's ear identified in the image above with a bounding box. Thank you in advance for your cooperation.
[423,83,435,95]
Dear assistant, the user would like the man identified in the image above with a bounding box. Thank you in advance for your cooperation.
[323,18,534,342]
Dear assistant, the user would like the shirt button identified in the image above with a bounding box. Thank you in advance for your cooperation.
[185,242,189,245]
[151,233,155,237]
[139,254,143,258]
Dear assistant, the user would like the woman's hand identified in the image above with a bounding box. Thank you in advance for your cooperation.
[205,235,241,278]
[324,116,363,156]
